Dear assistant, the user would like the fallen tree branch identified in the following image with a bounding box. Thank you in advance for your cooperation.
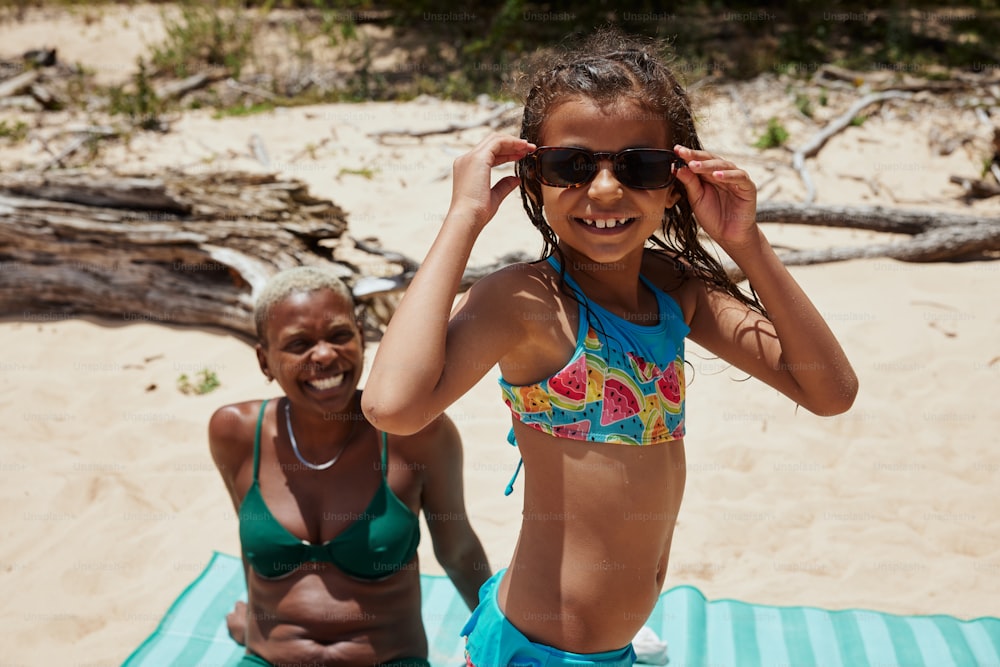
[724,222,1000,282]
[792,90,913,205]
[755,201,993,234]
[715,202,1000,281]
[949,175,1000,199]
[811,64,1000,92]
[0,69,41,98]
[250,133,270,168]
[28,83,61,110]
[41,126,120,172]
[368,102,519,140]
[225,77,279,101]
[155,69,227,101]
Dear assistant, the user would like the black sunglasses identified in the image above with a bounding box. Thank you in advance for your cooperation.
[523,146,685,190]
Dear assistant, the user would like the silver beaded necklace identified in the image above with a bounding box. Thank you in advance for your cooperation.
[284,400,355,471]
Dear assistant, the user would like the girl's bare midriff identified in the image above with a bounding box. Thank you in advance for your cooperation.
[246,563,427,665]
[498,422,687,653]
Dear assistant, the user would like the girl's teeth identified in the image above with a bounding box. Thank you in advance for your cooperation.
[310,374,344,390]
[583,218,627,229]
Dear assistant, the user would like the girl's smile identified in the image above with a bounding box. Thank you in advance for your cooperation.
[573,216,638,231]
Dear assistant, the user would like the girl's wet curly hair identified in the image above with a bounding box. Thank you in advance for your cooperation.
[514,27,764,314]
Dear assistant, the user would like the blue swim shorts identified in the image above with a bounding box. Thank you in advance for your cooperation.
[461,570,636,667]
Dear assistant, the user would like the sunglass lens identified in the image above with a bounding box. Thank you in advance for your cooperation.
[618,151,675,189]
[538,149,594,187]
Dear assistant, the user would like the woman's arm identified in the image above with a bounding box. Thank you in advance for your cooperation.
[362,134,535,434]
[208,403,256,645]
[411,416,491,610]
[674,146,859,415]
[208,403,254,515]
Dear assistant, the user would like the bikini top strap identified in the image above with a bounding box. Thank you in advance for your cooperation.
[380,430,389,479]
[504,457,524,497]
[252,399,269,481]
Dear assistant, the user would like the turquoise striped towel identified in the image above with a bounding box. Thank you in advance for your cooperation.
[123,552,1000,667]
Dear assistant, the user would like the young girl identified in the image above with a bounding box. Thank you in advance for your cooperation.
[362,30,858,667]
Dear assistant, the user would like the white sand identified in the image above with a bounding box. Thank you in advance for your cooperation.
[1,7,999,664]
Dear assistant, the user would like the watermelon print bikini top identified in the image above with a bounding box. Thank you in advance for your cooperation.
[500,255,690,459]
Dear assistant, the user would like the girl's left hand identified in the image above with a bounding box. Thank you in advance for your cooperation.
[674,145,758,250]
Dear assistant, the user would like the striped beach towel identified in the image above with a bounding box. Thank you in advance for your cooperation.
[123,552,1000,667]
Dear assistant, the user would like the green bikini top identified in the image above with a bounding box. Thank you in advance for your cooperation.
[238,399,420,580]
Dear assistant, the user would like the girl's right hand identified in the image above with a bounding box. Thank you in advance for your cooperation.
[447,133,535,230]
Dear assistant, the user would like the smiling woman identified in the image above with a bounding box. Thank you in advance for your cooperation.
[208,265,490,666]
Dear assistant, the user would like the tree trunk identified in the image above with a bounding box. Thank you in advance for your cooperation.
[0,171,364,342]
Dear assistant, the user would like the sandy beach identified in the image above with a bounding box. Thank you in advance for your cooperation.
[1,6,999,665]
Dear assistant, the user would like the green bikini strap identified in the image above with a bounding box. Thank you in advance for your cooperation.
[380,430,389,478]
[252,399,269,481]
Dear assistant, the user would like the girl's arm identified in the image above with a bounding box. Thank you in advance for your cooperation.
[674,146,859,416]
[362,134,536,434]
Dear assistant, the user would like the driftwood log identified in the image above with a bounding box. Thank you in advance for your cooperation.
[0,170,393,342]
[726,201,1000,281]
[1,173,997,341]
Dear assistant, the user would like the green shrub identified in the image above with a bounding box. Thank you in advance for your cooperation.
[151,0,255,79]
[177,369,221,395]
[0,119,29,143]
[107,59,166,131]
[754,117,789,149]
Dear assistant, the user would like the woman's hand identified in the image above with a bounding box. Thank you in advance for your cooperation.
[226,599,248,645]
[674,145,758,251]
[448,133,535,230]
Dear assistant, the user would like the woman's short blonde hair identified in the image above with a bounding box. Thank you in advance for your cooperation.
[254,266,355,343]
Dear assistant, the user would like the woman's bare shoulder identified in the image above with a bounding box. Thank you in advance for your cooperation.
[208,400,266,472]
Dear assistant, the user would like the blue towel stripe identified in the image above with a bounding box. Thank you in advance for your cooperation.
[829,610,871,667]
[752,606,789,667]
[984,617,1000,663]
[655,585,706,667]
[934,615,980,666]
[911,616,965,667]
[420,574,468,666]
[706,601,737,666]
[728,601,760,666]
[882,613,927,666]
[852,610,901,667]
[124,554,1000,667]
[959,620,1000,666]
[964,621,998,665]
[123,552,243,666]
[777,606,818,667]
[802,607,846,666]
[684,586,709,667]
[164,553,245,666]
